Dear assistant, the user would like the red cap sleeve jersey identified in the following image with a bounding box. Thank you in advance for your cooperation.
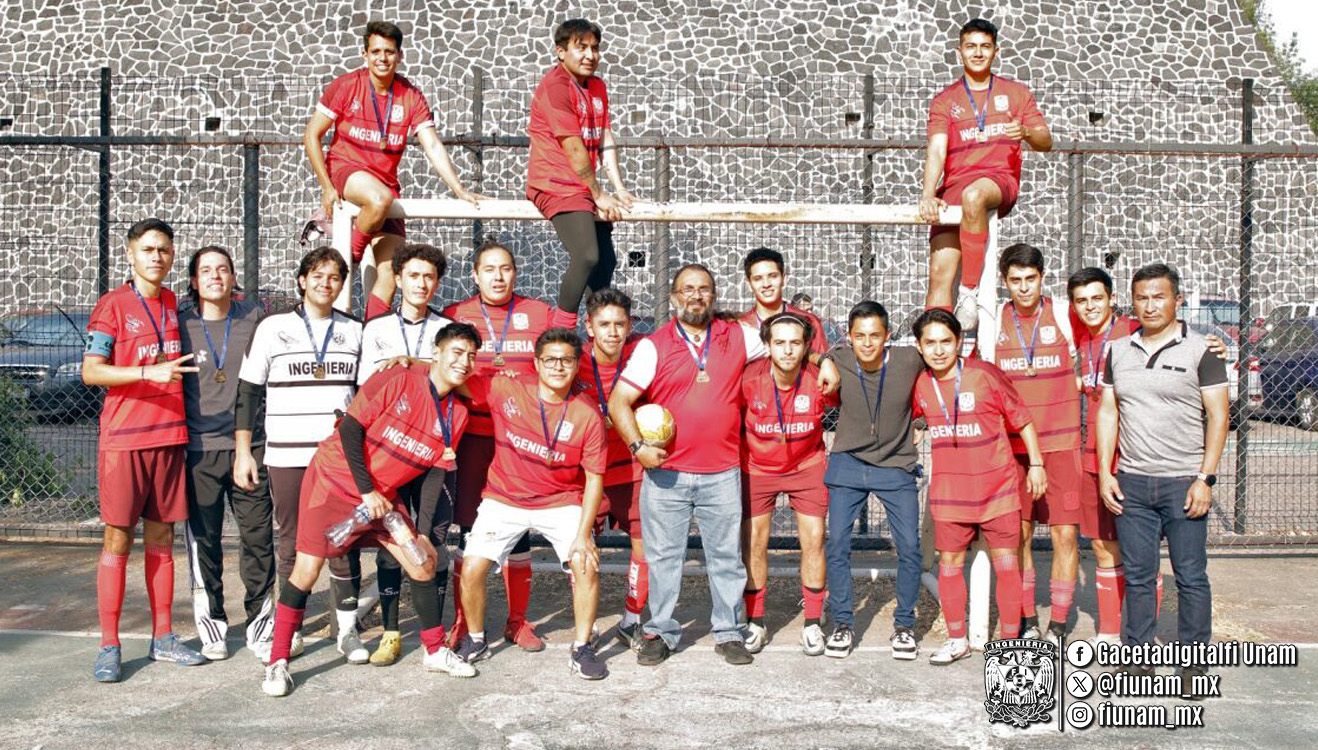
[740,360,829,476]
[527,66,610,217]
[927,76,1046,189]
[307,364,467,509]
[990,299,1081,454]
[441,294,569,435]
[316,69,434,191]
[572,338,643,486]
[481,376,607,509]
[913,360,1033,523]
[1075,315,1137,474]
[87,285,187,450]
[737,305,829,354]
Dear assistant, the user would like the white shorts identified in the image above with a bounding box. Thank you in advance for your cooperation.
[464,499,583,570]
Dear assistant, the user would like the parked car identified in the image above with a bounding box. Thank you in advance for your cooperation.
[1244,317,1318,431]
[1262,303,1318,336]
[0,308,100,421]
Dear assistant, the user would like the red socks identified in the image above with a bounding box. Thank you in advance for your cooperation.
[269,602,306,664]
[365,294,391,321]
[503,553,533,626]
[802,586,826,623]
[992,554,1023,639]
[959,228,989,290]
[924,304,954,313]
[1049,578,1076,627]
[349,224,372,263]
[448,557,467,644]
[1020,567,1037,618]
[625,555,649,615]
[743,587,767,622]
[97,551,129,647]
[1095,566,1124,636]
[420,625,447,656]
[144,544,174,638]
[938,563,967,639]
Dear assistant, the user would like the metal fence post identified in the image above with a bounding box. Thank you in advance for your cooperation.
[1066,151,1085,275]
[1234,79,1255,535]
[470,67,485,250]
[860,73,875,302]
[242,143,260,300]
[654,144,671,321]
[97,67,112,297]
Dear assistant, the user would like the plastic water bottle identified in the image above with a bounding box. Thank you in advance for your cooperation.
[383,511,426,567]
[325,502,372,547]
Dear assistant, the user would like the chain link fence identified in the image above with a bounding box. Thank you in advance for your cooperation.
[0,70,1315,548]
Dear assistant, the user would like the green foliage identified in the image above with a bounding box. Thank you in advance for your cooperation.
[0,377,70,506]
[1241,0,1318,136]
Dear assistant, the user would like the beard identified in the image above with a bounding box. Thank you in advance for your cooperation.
[678,303,712,328]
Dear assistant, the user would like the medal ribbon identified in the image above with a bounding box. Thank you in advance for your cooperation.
[772,368,804,442]
[590,350,623,423]
[299,306,336,372]
[1010,303,1042,371]
[479,298,515,362]
[856,350,890,436]
[929,360,963,445]
[370,83,396,150]
[130,281,166,359]
[539,398,570,459]
[429,380,455,450]
[674,323,710,377]
[961,73,995,136]
[1085,318,1116,394]
[397,311,430,359]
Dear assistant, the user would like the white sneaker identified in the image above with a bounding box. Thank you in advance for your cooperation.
[1090,633,1122,648]
[262,659,294,697]
[890,627,919,661]
[338,630,369,664]
[825,625,854,659]
[289,631,305,659]
[800,624,826,656]
[201,640,230,661]
[954,285,980,333]
[929,638,971,666]
[423,646,477,678]
[744,622,768,654]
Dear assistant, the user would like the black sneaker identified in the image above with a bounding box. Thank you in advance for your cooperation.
[1044,622,1066,648]
[890,626,918,661]
[636,635,671,666]
[614,621,644,651]
[455,635,489,664]
[1178,665,1210,701]
[1115,663,1154,677]
[715,640,754,666]
[1020,615,1041,640]
[569,643,609,681]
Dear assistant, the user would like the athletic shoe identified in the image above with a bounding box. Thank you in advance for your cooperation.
[1043,622,1066,648]
[423,646,477,678]
[825,624,854,659]
[715,640,754,665]
[636,635,671,666]
[1089,633,1122,649]
[744,622,768,654]
[337,629,369,664]
[890,626,919,661]
[929,638,971,666]
[1177,666,1210,701]
[201,640,230,661]
[954,285,979,333]
[455,635,490,664]
[370,631,402,667]
[614,621,644,651]
[569,643,609,680]
[801,624,826,656]
[1020,616,1042,640]
[262,659,294,697]
[445,620,468,650]
[93,645,122,683]
[288,631,305,659]
[504,620,546,652]
[249,638,273,663]
[149,633,208,666]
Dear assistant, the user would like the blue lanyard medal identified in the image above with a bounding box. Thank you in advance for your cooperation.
[539,398,570,463]
[130,281,168,364]
[590,351,623,429]
[1085,318,1116,396]
[397,311,430,359]
[930,360,963,446]
[371,83,396,152]
[201,309,233,383]
[962,74,995,143]
[675,324,711,383]
[772,368,804,444]
[300,306,336,379]
[429,380,457,462]
[856,350,890,437]
[1010,303,1042,377]
[480,298,515,368]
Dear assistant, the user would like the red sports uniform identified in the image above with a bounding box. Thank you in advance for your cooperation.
[1074,314,1138,541]
[740,360,836,518]
[465,375,607,509]
[738,305,829,354]
[87,284,188,525]
[296,364,467,559]
[573,340,644,537]
[527,65,610,219]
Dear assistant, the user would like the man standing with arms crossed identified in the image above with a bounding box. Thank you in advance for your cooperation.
[84,218,206,681]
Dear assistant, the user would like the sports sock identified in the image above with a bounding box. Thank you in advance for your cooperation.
[1095,566,1123,636]
[330,562,361,639]
[938,563,967,639]
[448,554,467,643]
[377,557,402,632]
[269,584,309,664]
[97,550,129,647]
[408,574,445,655]
[620,611,640,627]
[144,544,175,638]
[625,555,649,616]
[743,586,766,625]
[924,304,954,313]
[469,630,485,643]
[959,228,989,290]
[365,294,391,321]
[1021,567,1037,618]
[350,224,372,261]
[802,585,826,627]
[1049,578,1077,629]
[504,552,533,627]
[992,554,1023,639]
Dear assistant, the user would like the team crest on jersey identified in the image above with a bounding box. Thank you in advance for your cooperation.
[502,398,521,419]
[794,394,811,413]
[395,393,411,416]
[374,336,389,352]
[556,421,575,441]
[950,103,965,119]
[1040,326,1057,345]
[349,99,362,114]
[124,314,144,334]
[391,104,405,123]
[276,331,296,349]
[512,313,529,330]
[333,331,346,345]
[998,330,1009,344]
[994,95,1009,112]
[958,392,976,411]
[983,639,1057,727]
[752,398,766,412]
[592,97,604,111]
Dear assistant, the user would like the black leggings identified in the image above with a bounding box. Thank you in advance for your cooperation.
[551,211,616,313]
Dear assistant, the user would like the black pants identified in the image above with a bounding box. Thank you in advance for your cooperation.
[267,465,359,584]
[551,211,616,313]
[184,447,275,646]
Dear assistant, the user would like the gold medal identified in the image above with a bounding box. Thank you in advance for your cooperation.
[1026,365,1037,377]
[313,364,327,379]
[155,352,168,364]
[493,354,506,367]
[442,447,456,462]
[214,370,227,384]
[603,416,613,430]
[779,434,788,444]
[696,370,710,383]
[976,129,988,143]
[379,138,388,152]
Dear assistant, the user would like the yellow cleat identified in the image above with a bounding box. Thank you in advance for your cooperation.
[369,631,402,667]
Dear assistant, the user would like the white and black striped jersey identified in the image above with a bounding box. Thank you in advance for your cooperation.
[357,307,452,386]
[238,306,363,468]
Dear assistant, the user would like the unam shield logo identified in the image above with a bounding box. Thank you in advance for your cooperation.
[794,394,811,413]
[958,392,976,411]
[1040,325,1057,345]
[994,94,1010,112]
[391,104,405,123]
[983,639,1057,727]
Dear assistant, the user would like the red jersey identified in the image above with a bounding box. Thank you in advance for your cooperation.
[86,284,187,451]
[307,364,468,508]
[913,359,1033,523]
[738,304,829,354]
[466,375,607,509]
[740,360,836,476]
[927,75,1045,188]
[316,69,435,190]
[441,294,576,436]
[1075,315,1138,474]
[572,338,643,487]
[527,65,610,217]
[990,298,1081,454]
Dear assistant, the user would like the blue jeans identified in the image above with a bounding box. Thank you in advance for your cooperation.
[640,467,746,648]
[824,451,922,630]
[1114,472,1212,648]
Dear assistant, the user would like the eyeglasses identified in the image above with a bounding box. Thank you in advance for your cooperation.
[537,356,579,369]
[675,286,714,299]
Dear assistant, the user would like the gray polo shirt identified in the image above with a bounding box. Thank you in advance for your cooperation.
[829,345,923,472]
[1100,321,1227,476]
[180,298,264,451]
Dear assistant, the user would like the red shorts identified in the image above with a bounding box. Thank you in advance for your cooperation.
[98,446,188,527]
[455,433,496,528]
[1079,471,1119,542]
[595,481,642,539]
[934,510,1021,552]
[741,461,828,519]
[294,462,414,559]
[330,165,405,259]
[529,187,595,220]
[928,172,1021,239]
[1015,449,1084,525]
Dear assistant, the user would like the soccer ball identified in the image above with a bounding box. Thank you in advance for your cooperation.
[635,403,675,447]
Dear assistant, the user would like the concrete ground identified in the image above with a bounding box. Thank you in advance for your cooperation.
[0,541,1315,750]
